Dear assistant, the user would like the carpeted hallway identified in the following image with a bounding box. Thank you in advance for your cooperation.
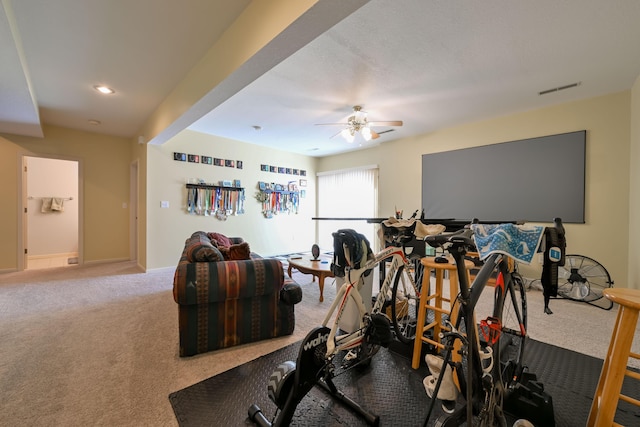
[0,260,638,426]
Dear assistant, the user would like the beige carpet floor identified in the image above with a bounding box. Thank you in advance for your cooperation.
[0,260,637,426]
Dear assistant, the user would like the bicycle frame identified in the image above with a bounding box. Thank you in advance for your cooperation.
[323,245,418,358]
[429,245,527,426]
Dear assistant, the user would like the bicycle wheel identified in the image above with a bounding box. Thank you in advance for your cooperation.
[493,271,527,388]
[391,264,420,344]
[557,254,614,310]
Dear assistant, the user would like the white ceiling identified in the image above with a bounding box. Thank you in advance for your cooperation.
[3,0,640,157]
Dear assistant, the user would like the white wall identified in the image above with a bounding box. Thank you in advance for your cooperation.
[26,156,78,256]
[146,130,318,269]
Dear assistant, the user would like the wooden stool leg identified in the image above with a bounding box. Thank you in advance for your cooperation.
[412,267,432,369]
[433,269,444,343]
[587,306,639,426]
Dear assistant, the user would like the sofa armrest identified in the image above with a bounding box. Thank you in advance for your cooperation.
[280,282,302,305]
[173,258,284,305]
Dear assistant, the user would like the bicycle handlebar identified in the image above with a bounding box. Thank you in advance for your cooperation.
[425,218,564,252]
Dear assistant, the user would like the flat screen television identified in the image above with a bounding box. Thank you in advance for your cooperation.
[421,130,586,224]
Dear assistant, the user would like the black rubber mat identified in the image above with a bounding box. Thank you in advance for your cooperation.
[169,339,640,427]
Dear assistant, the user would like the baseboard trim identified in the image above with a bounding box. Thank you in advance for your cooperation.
[84,257,130,265]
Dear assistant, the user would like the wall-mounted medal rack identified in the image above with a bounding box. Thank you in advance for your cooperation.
[255,182,299,218]
[186,183,245,220]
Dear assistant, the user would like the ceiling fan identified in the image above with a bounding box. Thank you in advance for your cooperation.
[315,105,403,143]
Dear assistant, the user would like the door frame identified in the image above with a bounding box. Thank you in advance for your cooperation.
[18,153,83,271]
[129,160,139,263]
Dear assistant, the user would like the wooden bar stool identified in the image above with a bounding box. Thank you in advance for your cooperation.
[587,288,640,426]
[412,256,473,369]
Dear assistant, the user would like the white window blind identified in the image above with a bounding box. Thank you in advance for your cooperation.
[317,166,378,251]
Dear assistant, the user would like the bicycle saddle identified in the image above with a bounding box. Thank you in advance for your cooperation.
[425,228,474,249]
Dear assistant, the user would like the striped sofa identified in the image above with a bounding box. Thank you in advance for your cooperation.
[173,231,302,357]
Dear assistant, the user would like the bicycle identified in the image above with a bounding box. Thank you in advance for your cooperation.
[422,219,563,427]
[249,224,423,426]
[324,223,424,359]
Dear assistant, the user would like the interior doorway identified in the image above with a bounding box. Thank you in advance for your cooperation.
[22,155,80,270]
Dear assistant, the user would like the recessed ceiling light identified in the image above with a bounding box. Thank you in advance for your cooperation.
[93,85,115,94]
[88,119,101,125]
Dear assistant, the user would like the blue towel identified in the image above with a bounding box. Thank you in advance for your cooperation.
[471,223,544,264]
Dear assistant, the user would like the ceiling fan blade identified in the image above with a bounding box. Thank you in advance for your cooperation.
[329,129,343,139]
[368,120,403,127]
[315,123,348,126]
[376,129,395,135]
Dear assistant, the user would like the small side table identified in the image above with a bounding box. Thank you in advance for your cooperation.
[287,256,334,302]
[412,256,473,369]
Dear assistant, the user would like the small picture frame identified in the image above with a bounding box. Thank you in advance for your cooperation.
[234,179,241,188]
[259,182,266,190]
[225,159,235,168]
[300,170,307,176]
[278,167,285,174]
[293,169,299,175]
[300,189,306,198]
[236,160,243,169]
[285,168,292,174]
[188,154,199,163]
[214,158,223,166]
[270,166,277,173]
[261,164,269,172]
[201,156,212,165]
[299,179,307,187]
[174,152,186,161]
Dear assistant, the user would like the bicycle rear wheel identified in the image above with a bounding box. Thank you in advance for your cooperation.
[391,264,420,344]
[493,271,527,388]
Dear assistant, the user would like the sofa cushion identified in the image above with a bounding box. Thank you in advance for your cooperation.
[185,233,224,262]
[207,232,233,248]
[218,242,251,261]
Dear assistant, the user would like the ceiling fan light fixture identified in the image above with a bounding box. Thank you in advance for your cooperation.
[341,128,355,143]
[318,105,403,144]
[361,126,372,141]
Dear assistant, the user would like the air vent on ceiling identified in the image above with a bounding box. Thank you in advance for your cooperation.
[539,82,581,96]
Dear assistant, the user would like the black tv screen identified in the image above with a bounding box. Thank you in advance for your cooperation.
[421,130,586,224]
